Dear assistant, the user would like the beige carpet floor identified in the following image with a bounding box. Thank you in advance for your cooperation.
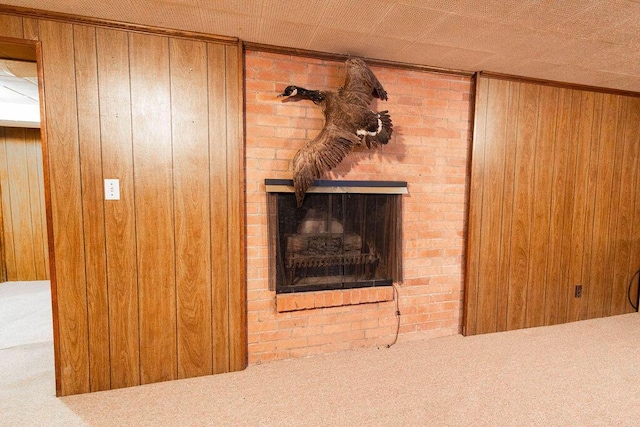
[3,281,640,426]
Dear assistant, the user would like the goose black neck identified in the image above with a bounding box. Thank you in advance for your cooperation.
[296,87,324,103]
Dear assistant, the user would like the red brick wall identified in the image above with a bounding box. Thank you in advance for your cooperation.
[245,50,472,364]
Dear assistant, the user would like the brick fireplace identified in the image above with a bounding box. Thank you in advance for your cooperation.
[245,50,472,364]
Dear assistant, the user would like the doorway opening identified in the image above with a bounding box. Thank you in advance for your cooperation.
[0,39,47,283]
[0,37,54,369]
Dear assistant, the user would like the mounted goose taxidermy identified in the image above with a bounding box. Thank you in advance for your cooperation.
[278,58,393,207]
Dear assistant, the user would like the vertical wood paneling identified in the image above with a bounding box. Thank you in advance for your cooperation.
[611,97,640,314]
[36,132,48,278]
[39,19,90,396]
[36,139,48,278]
[526,85,557,328]
[465,75,640,336]
[496,82,520,332]
[170,38,213,379]
[0,128,49,281]
[556,91,583,324]
[0,128,18,279]
[74,24,111,392]
[544,88,573,325]
[22,17,39,40]
[506,83,538,330]
[4,128,37,280]
[629,98,640,309]
[1,12,245,395]
[25,128,48,280]
[625,98,640,313]
[96,27,140,389]
[476,78,509,333]
[463,76,488,336]
[579,93,603,320]
[0,13,23,37]
[587,94,619,319]
[129,32,177,385]
[225,44,247,372]
[0,194,4,282]
[603,97,628,316]
[565,92,595,322]
[209,43,231,373]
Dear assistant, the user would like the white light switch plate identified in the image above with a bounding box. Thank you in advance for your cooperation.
[104,179,120,200]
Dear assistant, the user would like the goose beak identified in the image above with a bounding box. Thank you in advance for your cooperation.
[278,92,299,102]
[277,87,298,100]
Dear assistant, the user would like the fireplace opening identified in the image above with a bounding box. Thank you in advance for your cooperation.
[266,180,405,294]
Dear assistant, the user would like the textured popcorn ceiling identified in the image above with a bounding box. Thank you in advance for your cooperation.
[3,0,640,92]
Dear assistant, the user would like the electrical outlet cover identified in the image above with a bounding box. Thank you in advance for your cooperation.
[104,179,120,200]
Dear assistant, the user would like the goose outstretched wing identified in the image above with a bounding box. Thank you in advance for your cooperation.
[340,58,388,108]
[292,125,360,207]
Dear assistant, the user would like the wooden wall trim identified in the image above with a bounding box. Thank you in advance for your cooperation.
[32,30,62,396]
[0,35,37,60]
[6,29,66,393]
[0,4,239,45]
[244,42,475,77]
[479,71,640,98]
[461,73,479,336]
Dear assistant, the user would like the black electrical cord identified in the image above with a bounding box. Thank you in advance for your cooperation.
[386,284,401,348]
[627,268,640,311]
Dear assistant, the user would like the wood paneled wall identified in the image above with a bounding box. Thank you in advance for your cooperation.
[0,12,245,396]
[465,75,640,335]
[0,127,48,282]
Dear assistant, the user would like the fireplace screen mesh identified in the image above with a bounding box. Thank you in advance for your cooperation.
[268,191,402,293]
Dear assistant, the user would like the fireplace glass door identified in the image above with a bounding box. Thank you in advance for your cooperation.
[268,190,402,294]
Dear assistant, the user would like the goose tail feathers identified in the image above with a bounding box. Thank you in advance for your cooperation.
[364,110,393,148]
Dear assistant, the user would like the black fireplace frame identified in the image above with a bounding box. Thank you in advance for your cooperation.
[266,179,406,294]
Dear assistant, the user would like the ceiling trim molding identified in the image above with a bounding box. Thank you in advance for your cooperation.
[479,71,640,98]
[0,4,239,45]
[244,42,474,78]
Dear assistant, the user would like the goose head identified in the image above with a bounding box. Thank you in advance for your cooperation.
[278,85,325,103]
